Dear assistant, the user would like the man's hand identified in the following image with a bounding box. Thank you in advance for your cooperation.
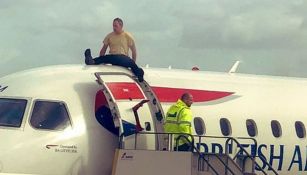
[99,44,108,56]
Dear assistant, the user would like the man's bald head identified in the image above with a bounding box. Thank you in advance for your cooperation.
[181,93,193,107]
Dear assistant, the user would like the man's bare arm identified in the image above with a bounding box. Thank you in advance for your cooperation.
[99,44,108,56]
[130,44,137,62]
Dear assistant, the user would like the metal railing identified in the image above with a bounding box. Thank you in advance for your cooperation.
[120,131,280,175]
[133,132,258,175]
[194,135,279,175]
[134,132,222,175]
[194,135,256,174]
[131,132,280,175]
[175,134,219,175]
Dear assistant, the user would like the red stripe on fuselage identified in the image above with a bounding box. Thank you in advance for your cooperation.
[101,82,233,103]
[152,86,234,103]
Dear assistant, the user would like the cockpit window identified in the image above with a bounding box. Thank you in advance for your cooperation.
[30,100,71,130]
[0,98,27,128]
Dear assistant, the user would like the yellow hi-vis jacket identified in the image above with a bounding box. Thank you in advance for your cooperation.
[164,99,192,146]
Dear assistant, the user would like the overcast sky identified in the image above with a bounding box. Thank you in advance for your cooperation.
[1,0,307,78]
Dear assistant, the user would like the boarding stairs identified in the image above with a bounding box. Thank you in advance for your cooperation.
[112,133,279,175]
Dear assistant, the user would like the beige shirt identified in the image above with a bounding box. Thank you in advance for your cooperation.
[103,31,135,56]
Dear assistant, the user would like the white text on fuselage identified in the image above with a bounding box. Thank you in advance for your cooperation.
[197,143,307,172]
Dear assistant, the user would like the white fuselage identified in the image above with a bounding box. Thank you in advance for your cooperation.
[0,64,306,175]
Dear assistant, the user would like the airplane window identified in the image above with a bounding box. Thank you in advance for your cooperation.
[220,118,232,136]
[271,120,282,138]
[0,98,27,128]
[30,100,71,130]
[246,119,258,137]
[194,117,206,135]
[295,121,306,139]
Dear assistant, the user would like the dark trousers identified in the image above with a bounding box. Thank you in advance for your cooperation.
[93,55,144,82]
[174,143,192,152]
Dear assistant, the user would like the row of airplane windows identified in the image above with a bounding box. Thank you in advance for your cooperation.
[1,98,306,140]
[194,117,306,139]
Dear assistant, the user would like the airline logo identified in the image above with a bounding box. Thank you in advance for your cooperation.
[46,144,59,149]
[121,152,134,160]
[0,84,8,92]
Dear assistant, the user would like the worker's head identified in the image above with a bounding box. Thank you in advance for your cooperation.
[113,18,124,34]
[181,93,193,107]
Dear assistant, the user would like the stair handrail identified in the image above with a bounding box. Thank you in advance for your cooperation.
[134,132,219,174]
[134,132,244,175]
[225,137,257,174]
[174,134,220,175]
[196,135,263,174]
[175,134,246,175]
[225,137,279,175]
[195,135,279,175]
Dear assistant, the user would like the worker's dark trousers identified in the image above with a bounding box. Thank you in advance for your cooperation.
[174,143,192,152]
[93,54,144,82]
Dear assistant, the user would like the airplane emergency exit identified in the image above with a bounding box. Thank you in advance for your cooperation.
[0,64,306,175]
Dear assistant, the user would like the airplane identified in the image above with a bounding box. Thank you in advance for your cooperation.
[0,63,306,175]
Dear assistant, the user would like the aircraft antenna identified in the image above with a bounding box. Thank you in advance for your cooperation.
[228,61,240,74]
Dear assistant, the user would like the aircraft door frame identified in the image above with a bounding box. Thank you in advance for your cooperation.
[95,72,162,150]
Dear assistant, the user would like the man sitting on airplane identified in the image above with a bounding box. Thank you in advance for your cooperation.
[164,93,194,151]
[84,18,144,82]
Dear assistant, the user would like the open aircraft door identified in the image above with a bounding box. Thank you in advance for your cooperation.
[95,72,166,150]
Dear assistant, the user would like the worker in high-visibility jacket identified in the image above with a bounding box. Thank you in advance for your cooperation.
[164,93,194,151]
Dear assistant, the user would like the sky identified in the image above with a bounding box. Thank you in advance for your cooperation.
[1,0,307,78]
